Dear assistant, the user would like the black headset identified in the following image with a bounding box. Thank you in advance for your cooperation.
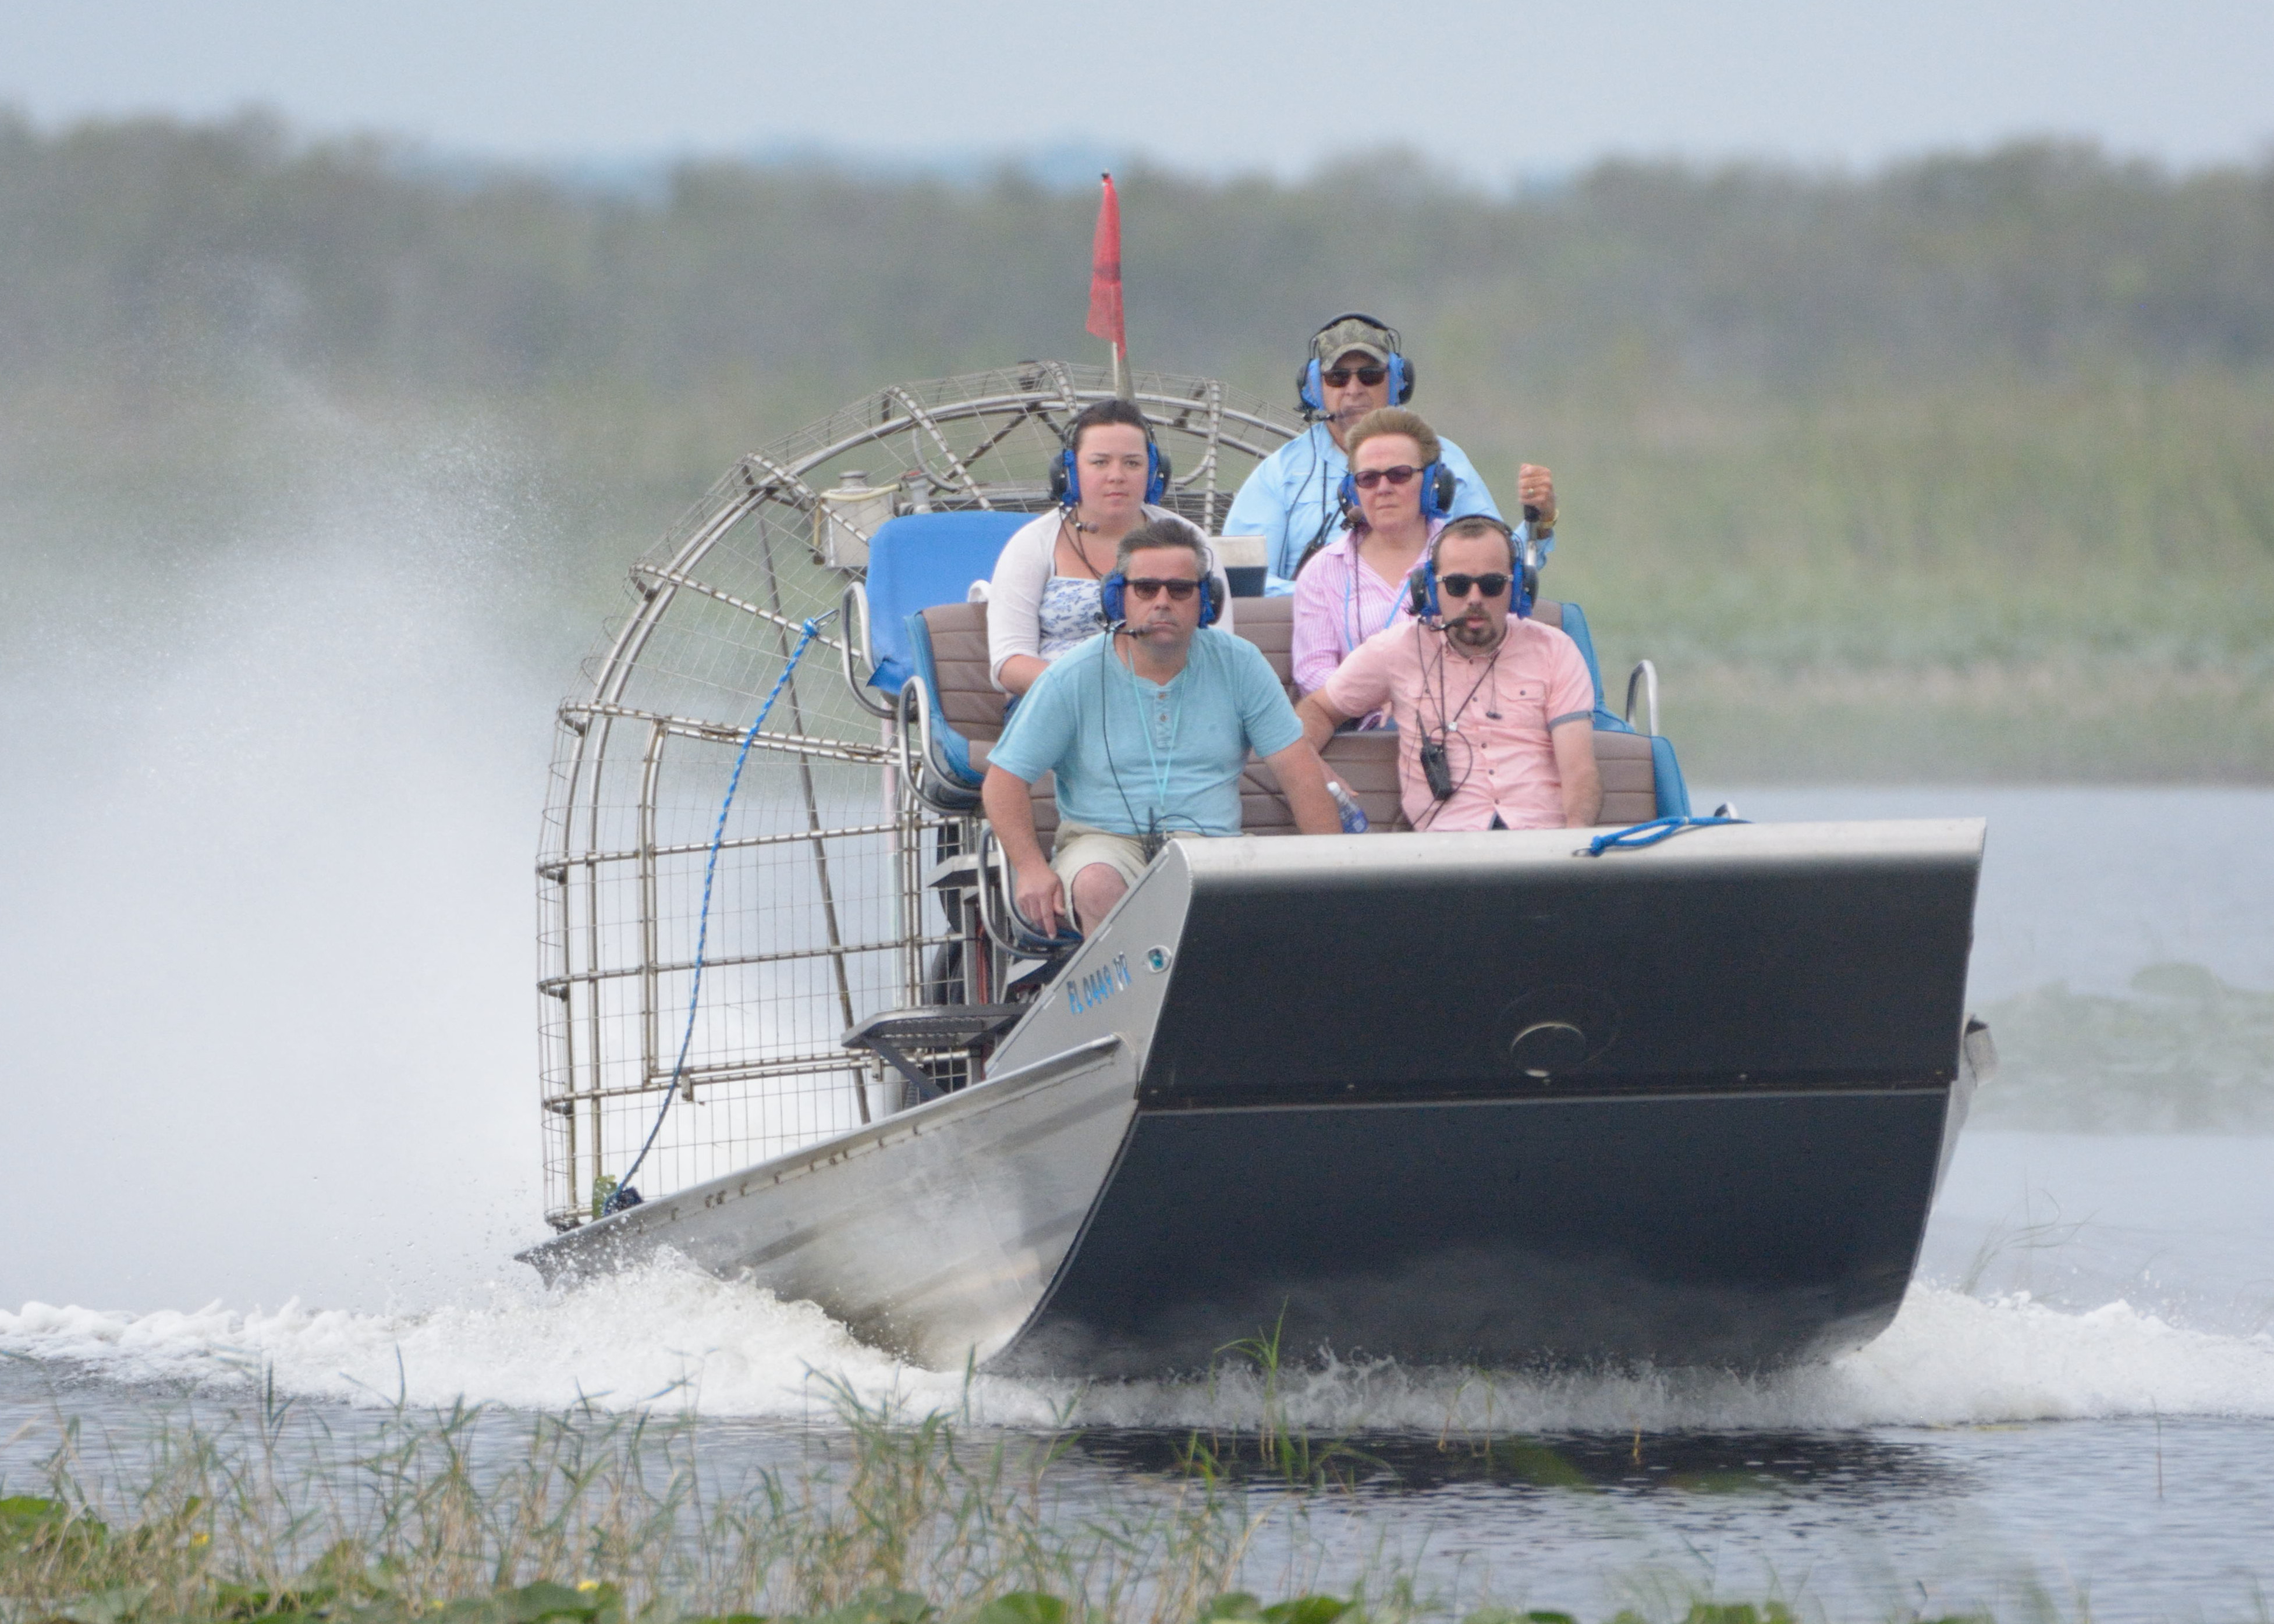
[1051,417,1170,507]
[1296,312,1416,417]
[1409,518,1537,622]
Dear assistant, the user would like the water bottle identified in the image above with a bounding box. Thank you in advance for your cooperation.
[1326,779,1370,834]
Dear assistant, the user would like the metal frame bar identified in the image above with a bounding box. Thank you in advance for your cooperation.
[1626,660,1661,736]
[535,364,1300,1223]
[538,930,963,993]
[632,562,855,655]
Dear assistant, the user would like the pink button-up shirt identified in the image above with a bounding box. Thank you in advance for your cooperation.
[1289,521,1444,695]
[1321,616,1597,831]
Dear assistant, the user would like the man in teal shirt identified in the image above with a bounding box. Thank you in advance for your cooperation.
[1223,312,1555,590]
[984,521,1340,936]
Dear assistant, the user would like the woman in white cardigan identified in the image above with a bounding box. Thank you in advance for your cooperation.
[988,399,1232,696]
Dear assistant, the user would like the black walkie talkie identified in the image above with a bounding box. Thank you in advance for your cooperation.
[1420,738,1456,801]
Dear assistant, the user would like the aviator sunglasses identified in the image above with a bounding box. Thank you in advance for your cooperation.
[1323,365,1388,388]
[1438,573,1511,599]
[1124,577,1202,602]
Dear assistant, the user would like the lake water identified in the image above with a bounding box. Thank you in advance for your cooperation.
[7,786,2274,1621]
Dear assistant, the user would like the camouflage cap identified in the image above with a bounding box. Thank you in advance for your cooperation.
[1312,315,1393,365]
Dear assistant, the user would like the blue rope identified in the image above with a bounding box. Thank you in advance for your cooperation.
[603,612,833,1216]
[1583,814,1747,857]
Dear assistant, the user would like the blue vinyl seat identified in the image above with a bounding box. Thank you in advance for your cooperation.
[1541,600,1691,820]
[856,511,1031,811]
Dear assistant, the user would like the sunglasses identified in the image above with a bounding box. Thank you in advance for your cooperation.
[1124,577,1202,602]
[1351,464,1421,490]
[1323,366,1388,388]
[1439,573,1512,599]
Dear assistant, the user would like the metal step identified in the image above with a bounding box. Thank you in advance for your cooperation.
[842,1003,1027,1103]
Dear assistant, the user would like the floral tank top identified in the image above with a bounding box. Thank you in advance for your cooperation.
[1038,574,1108,661]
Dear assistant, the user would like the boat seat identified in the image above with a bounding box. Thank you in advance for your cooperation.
[899,594,1688,832]
[1226,596,1685,825]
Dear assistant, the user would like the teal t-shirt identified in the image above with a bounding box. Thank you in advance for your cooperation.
[989,628,1304,838]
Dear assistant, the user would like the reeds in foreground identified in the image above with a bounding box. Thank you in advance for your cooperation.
[2,1379,1999,1624]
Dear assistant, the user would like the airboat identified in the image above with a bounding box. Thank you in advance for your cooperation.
[519,360,1991,1377]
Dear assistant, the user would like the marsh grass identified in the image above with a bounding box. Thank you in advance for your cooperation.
[1970,962,2274,1131]
[0,1375,2029,1624]
[16,362,2268,784]
[0,1375,1268,1624]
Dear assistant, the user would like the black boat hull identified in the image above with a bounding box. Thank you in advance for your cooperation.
[525,820,1985,1376]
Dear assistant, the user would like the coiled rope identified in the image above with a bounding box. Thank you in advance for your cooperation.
[1582,813,1747,857]
[603,612,835,1216]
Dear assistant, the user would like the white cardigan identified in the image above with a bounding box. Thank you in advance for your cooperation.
[983,506,1234,690]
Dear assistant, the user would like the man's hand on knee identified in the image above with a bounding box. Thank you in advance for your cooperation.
[1013,861,1066,938]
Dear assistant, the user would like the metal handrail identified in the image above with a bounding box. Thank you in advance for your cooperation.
[973,822,1083,958]
[1624,660,1660,736]
[839,581,895,717]
[971,822,1022,956]
[904,679,941,806]
[900,677,990,815]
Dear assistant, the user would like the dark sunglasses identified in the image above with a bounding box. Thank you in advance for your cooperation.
[1323,366,1388,388]
[1125,577,1201,602]
[1439,573,1511,599]
[1351,464,1421,490]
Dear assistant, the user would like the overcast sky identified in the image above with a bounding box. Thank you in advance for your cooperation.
[5,0,2271,179]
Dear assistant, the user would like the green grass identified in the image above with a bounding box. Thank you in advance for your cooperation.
[2,1381,2036,1624]
[10,361,2273,782]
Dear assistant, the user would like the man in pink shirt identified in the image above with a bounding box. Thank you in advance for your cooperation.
[1294,516,1603,831]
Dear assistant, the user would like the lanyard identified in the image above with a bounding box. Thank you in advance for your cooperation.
[1122,645,1184,825]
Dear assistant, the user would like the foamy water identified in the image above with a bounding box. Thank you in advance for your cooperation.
[9,1255,2272,1434]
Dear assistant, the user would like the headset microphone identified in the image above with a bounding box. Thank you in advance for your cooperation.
[1052,420,1172,507]
[1409,516,1536,623]
[1296,311,1417,416]
[1099,565,1223,630]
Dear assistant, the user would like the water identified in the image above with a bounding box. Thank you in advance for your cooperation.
[8,637,2274,1624]
[9,1131,2274,1618]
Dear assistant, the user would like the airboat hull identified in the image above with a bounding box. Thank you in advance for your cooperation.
[525,818,1985,1376]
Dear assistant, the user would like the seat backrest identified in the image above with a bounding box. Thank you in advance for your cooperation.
[913,602,1005,741]
[911,594,1673,834]
[1594,731,1661,826]
[864,511,1031,696]
[1231,594,1298,701]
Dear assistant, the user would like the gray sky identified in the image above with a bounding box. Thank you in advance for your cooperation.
[5,0,2271,178]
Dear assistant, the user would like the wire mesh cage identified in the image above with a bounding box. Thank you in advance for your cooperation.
[535,363,1301,1230]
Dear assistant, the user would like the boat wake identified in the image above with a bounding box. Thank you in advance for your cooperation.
[8,1256,2272,1433]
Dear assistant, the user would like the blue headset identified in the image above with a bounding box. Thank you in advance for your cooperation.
[1340,459,1456,523]
[1297,311,1416,417]
[1101,566,1223,628]
[1053,429,1170,508]
[1408,518,1537,622]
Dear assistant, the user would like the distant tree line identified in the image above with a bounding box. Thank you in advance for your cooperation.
[4,109,2272,408]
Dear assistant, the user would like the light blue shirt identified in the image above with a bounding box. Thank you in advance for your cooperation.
[989,628,1304,838]
[1222,422,1507,592]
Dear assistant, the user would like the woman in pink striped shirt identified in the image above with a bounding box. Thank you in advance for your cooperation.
[1289,407,1448,699]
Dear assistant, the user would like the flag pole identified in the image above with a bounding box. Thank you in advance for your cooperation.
[1085,173,1134,402]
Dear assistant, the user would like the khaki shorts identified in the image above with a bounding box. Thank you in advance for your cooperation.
[1049,822,1244,899]
[1049,820,1156,894]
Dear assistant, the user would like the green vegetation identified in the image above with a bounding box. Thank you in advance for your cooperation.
[1971,962,2274,1132]
[0,1384,2005,1624]
[5,111,2271,778]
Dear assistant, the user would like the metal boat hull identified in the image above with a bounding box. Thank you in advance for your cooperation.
[525,819,1985,1375]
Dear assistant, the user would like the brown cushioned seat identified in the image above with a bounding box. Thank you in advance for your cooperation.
[912,595,1642,836]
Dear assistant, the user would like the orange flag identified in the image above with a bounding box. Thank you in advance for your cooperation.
[1085,173,1125,351]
